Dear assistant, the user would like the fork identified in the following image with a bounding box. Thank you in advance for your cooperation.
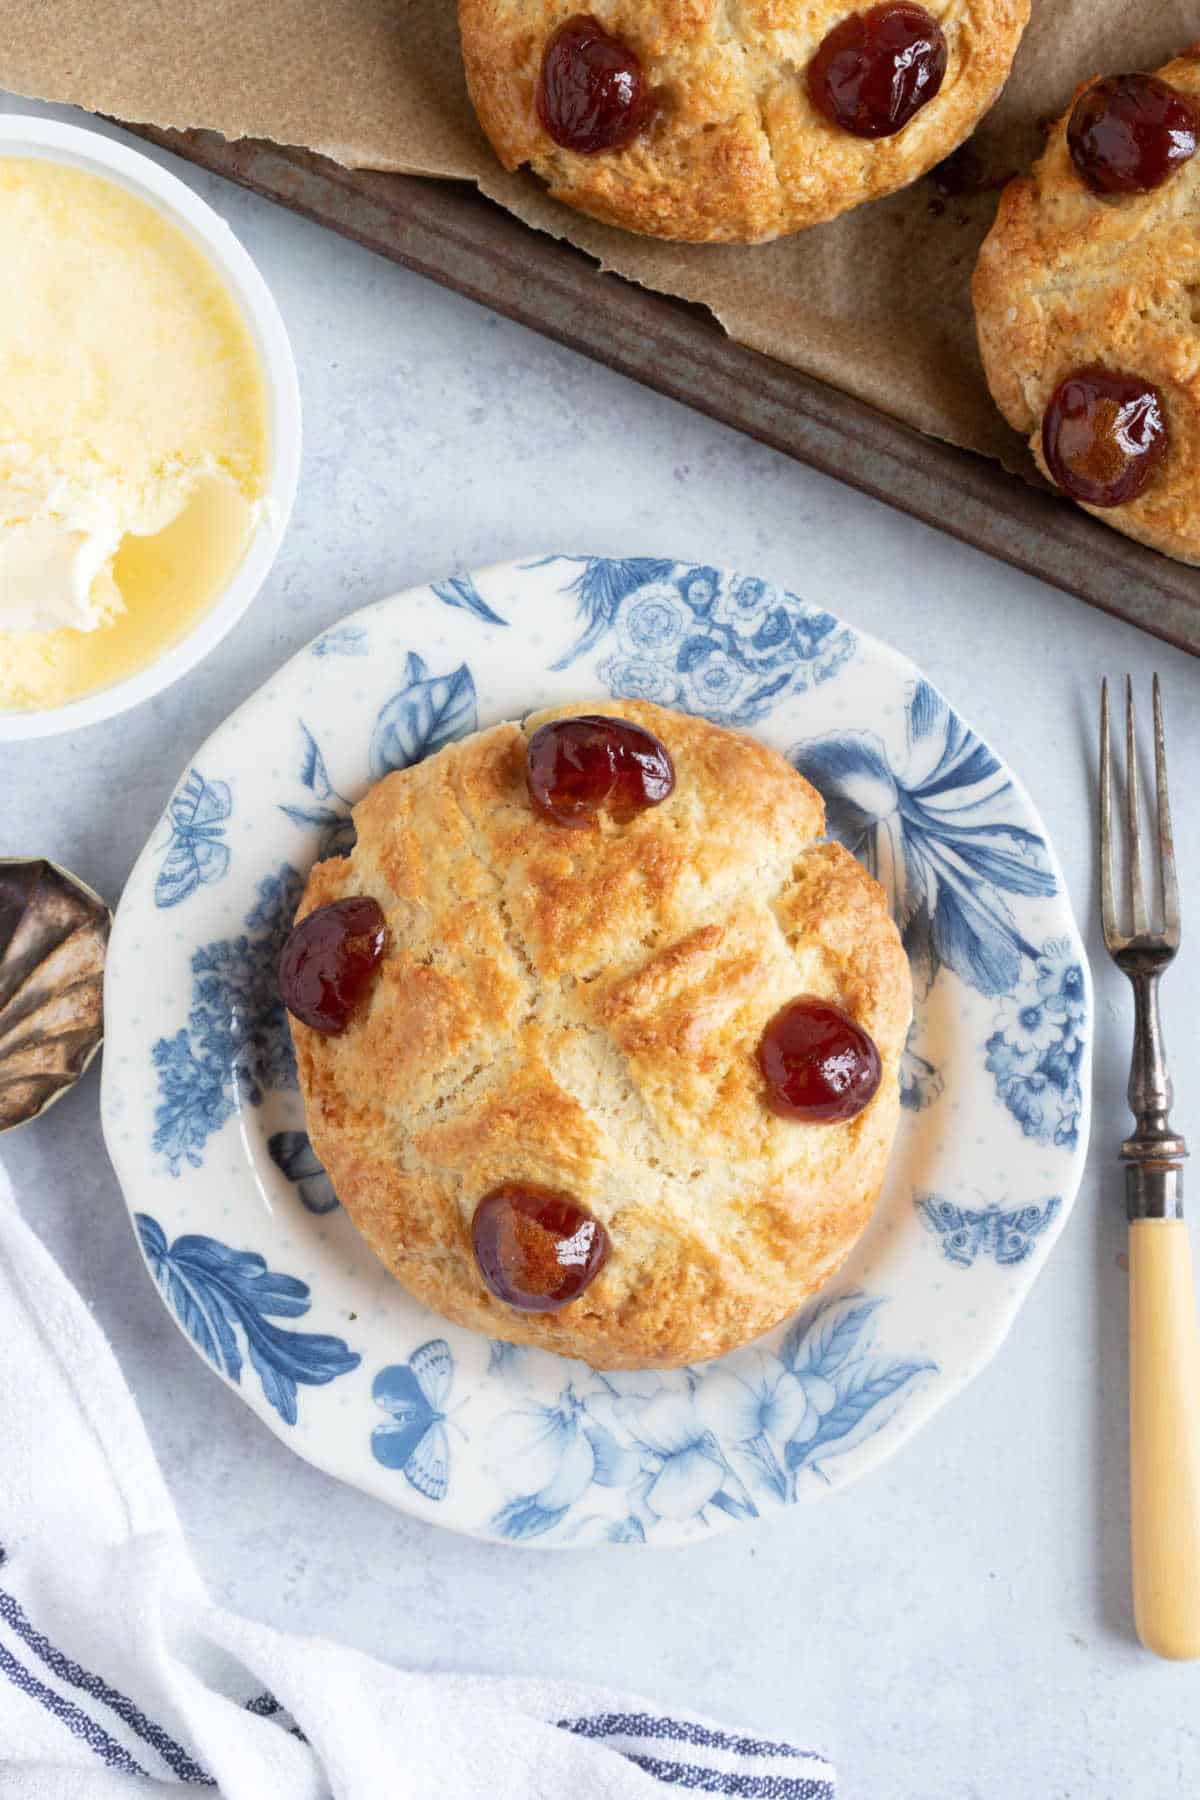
[1100,675,1200,1660]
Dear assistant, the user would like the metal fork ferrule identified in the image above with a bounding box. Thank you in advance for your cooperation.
[1123,1157,1187,1221]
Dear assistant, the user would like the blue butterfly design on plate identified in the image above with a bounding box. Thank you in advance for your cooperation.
[155,769,233,909]
[915,1193,1062,1268]
[371,1339,457,1500]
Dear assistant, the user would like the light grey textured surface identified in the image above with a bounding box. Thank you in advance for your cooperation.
[4,96,1199,1800]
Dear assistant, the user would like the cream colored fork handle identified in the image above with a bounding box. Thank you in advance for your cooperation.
[1130,1219,1200,1659]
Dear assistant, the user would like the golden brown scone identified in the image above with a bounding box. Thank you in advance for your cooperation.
[291,700,910,1370]
[458,1,1030,244]
[974,50,1200,565]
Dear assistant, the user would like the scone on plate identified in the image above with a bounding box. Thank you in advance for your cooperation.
[280,701,911,1370]
[458,2,1030,244]
[974,50,1200,564]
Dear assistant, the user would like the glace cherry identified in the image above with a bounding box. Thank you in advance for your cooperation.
[526,714,675,828]
[537,14,647,154]
[807,4,947,140]
[1042,367,1168,508]
[278,896,387,1034]
[1068,74,1198,197]
[758,996,882,1123]
[472,1183,610,1311]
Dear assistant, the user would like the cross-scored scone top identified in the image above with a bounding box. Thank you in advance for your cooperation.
[459,0,1030,244]
[292,699,911,1369]
[974,50,1200,565]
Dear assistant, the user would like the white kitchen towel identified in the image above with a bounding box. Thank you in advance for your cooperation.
[0,1163,835,1799]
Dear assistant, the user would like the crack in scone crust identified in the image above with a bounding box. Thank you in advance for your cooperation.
[973,49,1200,566]
[458,0,1030,244]
[291,699,911,1369]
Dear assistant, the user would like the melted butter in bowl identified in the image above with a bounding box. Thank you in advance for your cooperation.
[0,155,272,714]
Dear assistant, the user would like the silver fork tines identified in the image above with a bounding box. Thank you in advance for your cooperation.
[1099,676,1186,1220]
[1153,675,1181,947]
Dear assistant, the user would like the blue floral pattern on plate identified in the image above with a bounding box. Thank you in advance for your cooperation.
[279,724,357,861]
[790,680,1084,1148]
[791,680,1055,1001]
[985,938,1086,1148]
[485,1292,934,1542]
[151,864,303,1174]
[537,555,856,726]
[432,574,509,627]
[281,651,479,858]
[370,653,477,780]
[103,556,1092,1547]
[136,1214,360,1424]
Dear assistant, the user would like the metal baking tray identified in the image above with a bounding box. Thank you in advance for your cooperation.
[125,124,1200,656]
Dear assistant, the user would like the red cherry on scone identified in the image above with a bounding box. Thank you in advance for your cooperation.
[278,896,387,1034]
[472,1183,610,1311]
[1068,74,1198,196]
[758,996,882,1123]
[537,14,648,154]
[807,4,948,140]
[526,714,675,828]
[1042,367,1168,508]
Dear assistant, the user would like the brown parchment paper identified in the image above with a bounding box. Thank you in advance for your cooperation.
[3,1,1197,465]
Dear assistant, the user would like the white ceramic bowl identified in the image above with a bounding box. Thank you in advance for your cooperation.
[0,116,302,743]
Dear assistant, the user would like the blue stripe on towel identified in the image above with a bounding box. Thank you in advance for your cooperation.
[245,1692,282,1716]
[627,1755,834,1798]
[245,1689,308,1743]
[559,1712,828,1762]
[0,1583,215,1785]
[0,1636,149,1776]
[556,1714,833,1797]
[0,1539,830,1796]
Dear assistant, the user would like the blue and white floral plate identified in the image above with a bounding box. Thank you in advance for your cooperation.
[102,556,1092,1548]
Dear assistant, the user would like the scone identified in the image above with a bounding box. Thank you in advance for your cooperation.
[974,51,1200,564]
[458,1,1030,244]
[283,701,910,1370]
